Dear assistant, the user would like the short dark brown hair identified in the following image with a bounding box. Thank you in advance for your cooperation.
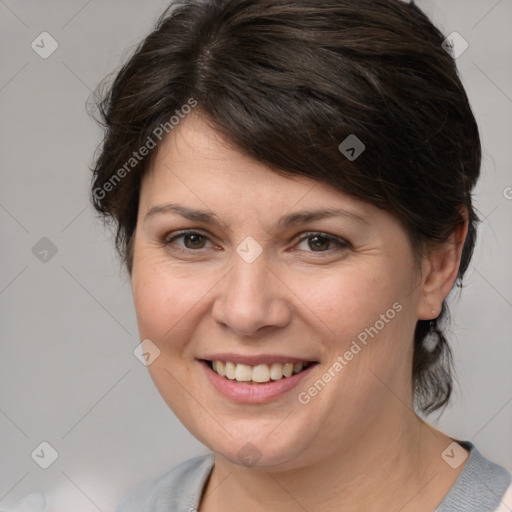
[90,0,481,414]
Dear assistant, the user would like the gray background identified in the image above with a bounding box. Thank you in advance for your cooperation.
[1,0,511,510]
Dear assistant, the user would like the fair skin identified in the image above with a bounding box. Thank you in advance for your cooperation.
[131,113,469,512]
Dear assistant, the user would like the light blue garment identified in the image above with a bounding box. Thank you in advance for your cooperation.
[0,493,46,512]
[435,441,511,512]
[114,441,511,512]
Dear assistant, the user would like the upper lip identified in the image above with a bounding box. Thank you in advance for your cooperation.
[199,353,317,365]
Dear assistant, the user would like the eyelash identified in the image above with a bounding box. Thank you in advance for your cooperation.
[163,230,350,255]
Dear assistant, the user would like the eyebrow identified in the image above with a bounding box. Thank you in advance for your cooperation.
[144,203,370,230]
[145,203,231,231]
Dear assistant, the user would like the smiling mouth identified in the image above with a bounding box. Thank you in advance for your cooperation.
[203,359,318,384]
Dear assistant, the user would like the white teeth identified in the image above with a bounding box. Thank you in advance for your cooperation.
[283,363,293,377]
[234,364,252,382]
[210,360,310,382]
[269,363,283,380]
[225,361,236,380]
[252,364,270,383]
[216,361,226,377]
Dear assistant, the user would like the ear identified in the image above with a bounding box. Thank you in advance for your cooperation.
[416,207,469,320]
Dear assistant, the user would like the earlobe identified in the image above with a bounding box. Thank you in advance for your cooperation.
[416,209,469,320]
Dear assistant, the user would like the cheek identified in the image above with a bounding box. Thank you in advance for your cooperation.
[132,250,219,353]
[131,256,209,418]
[293,263,400,337]
[131,253,204,346]
[293,261,415,391]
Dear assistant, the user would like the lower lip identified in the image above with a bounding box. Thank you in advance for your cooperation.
[200,360,317,404]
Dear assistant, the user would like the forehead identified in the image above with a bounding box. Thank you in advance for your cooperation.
[136,112,414,251]
[134,115,416,266]
[142,113,364,212]
[146,113,307,188]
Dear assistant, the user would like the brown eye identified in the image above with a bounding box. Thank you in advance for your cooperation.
[164,231,212,251]
[307,235,331,251]
[182,233,207,249]
[295,232,349,253]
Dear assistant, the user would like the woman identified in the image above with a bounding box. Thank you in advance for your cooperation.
[90,0,511,510]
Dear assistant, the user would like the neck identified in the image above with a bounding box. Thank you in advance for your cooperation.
[199,410,467,512]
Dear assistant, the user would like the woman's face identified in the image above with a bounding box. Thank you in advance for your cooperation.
[131,113,429,470]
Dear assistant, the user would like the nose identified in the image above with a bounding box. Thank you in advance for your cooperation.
[211,251,292,337]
